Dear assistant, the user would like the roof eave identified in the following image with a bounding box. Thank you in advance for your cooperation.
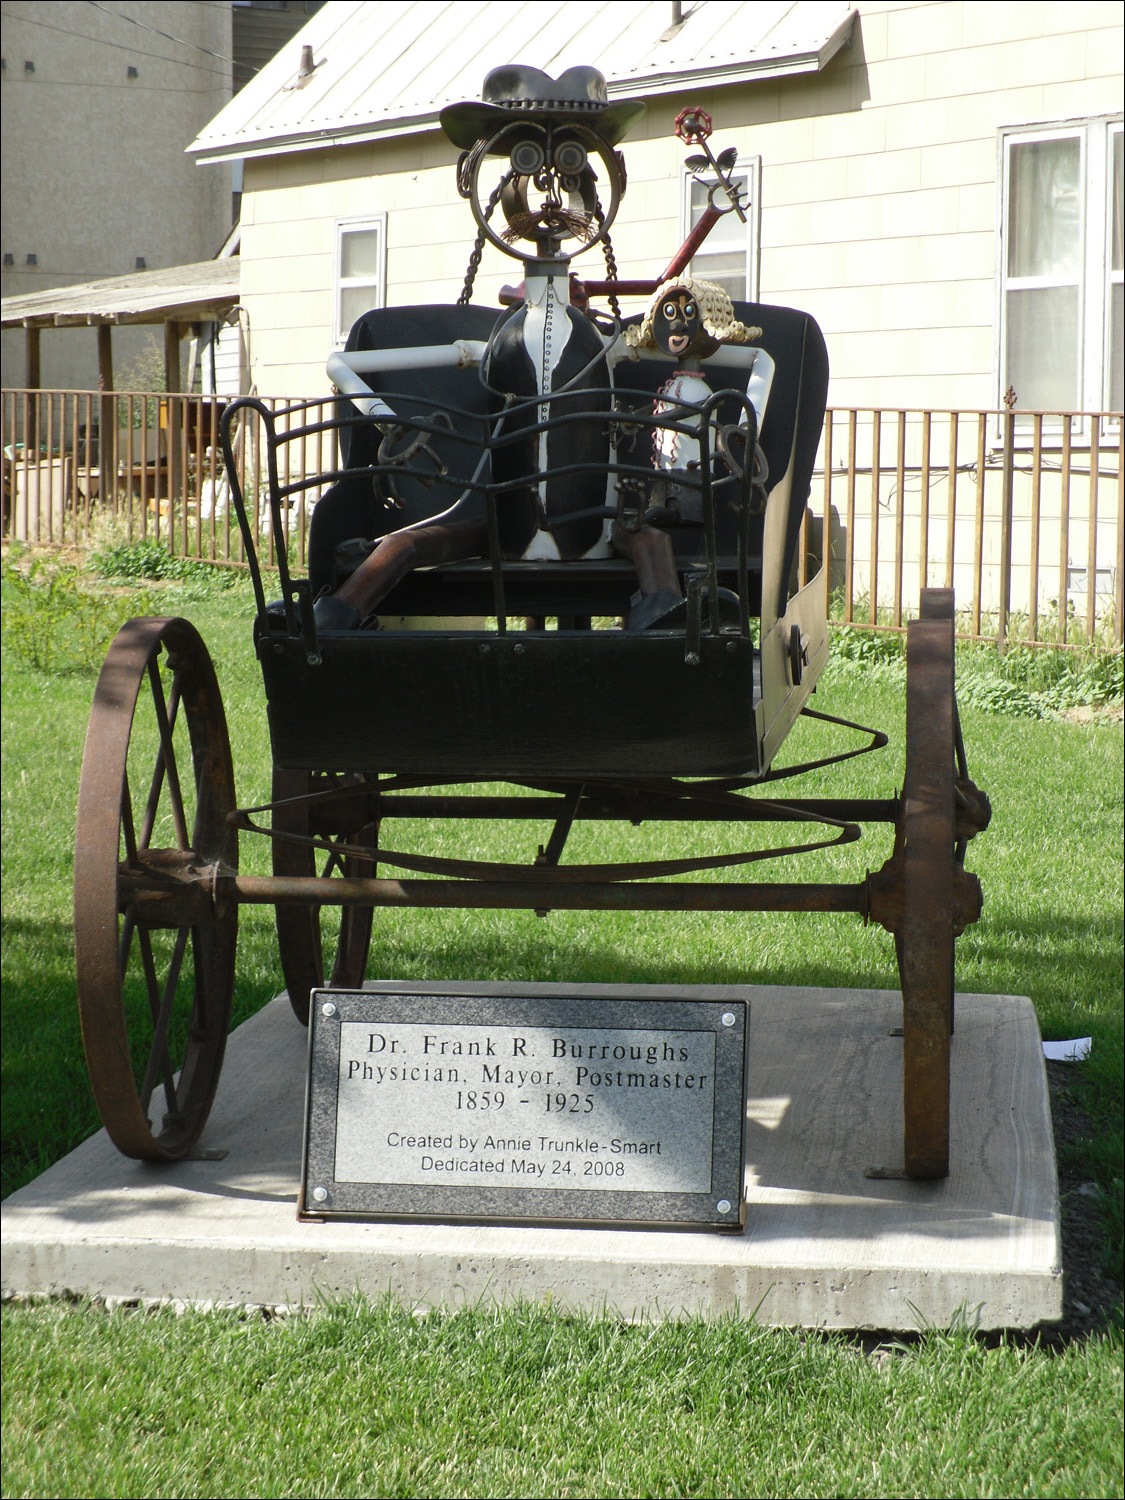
[190,22,855,167]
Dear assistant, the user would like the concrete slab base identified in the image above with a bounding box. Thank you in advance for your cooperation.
[1,983,1062,1330]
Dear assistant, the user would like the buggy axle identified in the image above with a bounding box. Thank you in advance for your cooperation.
[227,873,872,915]
[117,860,981,930]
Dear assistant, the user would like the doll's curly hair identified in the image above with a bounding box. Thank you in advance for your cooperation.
[624,276,761,349]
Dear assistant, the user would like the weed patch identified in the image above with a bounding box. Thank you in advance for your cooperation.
[89,535,239,589]
[1,543,251,679]
[0,552,149,676]
[827,623,1123,719]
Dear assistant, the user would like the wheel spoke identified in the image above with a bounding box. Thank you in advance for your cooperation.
[138,926,190,1116]
[135,927,181,1116]
[191,924,218,1038]
[138,661,171,849]
[118,905,138,975]
[141,660,188,850]
[121,769,139,866]
[273,769,375,1023]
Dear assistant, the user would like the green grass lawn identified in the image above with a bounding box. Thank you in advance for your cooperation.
[3,1298,1121,1500]
[2,561,1122,1498]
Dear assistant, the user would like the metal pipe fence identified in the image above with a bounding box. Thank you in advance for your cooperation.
[0,389,340,574]
[803,407,1122,646]
[4,388,1122,647]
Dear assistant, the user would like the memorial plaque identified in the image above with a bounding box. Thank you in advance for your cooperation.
[301,990,749,1228]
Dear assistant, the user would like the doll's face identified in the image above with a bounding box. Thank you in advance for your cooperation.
[652,289,719,359]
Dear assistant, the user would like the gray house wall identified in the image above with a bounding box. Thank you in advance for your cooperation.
[0,0,233,391]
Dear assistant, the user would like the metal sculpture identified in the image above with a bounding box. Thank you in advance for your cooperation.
[311,66,772,632]
[73,65,990,1185]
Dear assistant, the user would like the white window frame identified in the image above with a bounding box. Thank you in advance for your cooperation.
[334,213,387,345]
[997,116,1123,436]
[679,155,762,304]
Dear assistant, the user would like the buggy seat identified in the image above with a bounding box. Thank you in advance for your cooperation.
[220,298,828,781]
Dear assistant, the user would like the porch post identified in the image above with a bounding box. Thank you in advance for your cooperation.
[25,324,41,388]
[163,319,181,395]
[24,324,41,480]
[97,321,115,490]
[164,321,185,533]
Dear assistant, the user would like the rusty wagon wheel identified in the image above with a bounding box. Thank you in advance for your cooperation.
[74,617,238,1161]
[897,588,959,1179]
[271,768,377,1024]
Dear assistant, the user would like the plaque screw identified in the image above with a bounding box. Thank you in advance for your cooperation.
[312,1186,329,1203]
[716,1199,732,1213]
[721,1012,735,1027]
[321,1002,337,1018]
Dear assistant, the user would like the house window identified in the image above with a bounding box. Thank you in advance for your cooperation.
[335,215,386,343]
[1000,117,1123,423]
[682,158,761,303]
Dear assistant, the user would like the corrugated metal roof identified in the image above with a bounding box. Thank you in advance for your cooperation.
[190,1,855,163]
[0,260,241,330]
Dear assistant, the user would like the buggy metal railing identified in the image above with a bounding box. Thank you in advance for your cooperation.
[4,387,1122,647]
[219,383,761,642]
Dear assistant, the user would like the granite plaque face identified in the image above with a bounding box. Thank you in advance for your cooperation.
[301,991,748,1228]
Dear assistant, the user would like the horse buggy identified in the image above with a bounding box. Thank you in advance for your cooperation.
[74,67,989,1186]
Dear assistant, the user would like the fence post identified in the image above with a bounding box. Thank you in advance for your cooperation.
[822,410,834,620]
[1116,422,1124,648]
[1086,418,1100,641]
[892,410,906,626]
[1028,414,1043,643]
[997,408,1014,652]
[944,412,958,591]
[971,414,987,637]
[1058,417,1073,644]
[869,410,881,625]
[919,410,931,595]
[844,410,857,623]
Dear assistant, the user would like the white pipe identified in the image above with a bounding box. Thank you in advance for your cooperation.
[331,341,487,377]
[325,342,489,421]
[742,349,775,427]
[325,355,396,420]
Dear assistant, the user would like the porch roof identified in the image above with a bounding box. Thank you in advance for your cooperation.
[0,259,241,331]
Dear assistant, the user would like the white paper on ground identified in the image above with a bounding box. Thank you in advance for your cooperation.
[1042,1037,1092,1061]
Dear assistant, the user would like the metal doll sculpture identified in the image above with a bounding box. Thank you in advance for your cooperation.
[619,276,768,625]
[311,65,770,633]
[625,275,763,478]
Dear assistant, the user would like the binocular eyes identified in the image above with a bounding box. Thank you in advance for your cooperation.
[509,140,546,175]
[553,140,588,175]
[508,139,589,177]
